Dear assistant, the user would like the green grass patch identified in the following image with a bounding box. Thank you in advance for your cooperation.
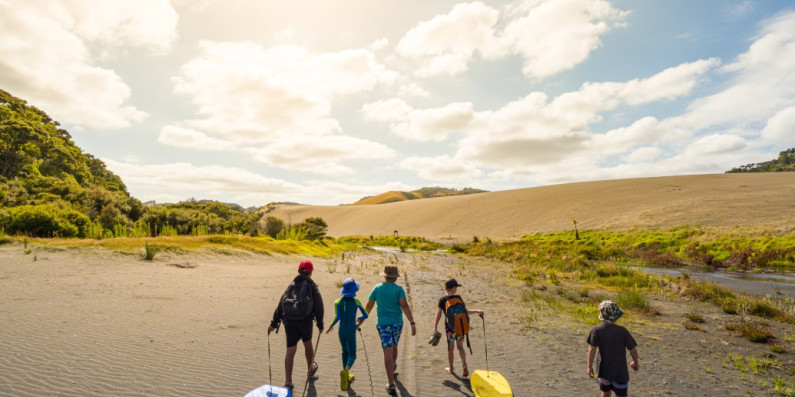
[25,235,346,257]
[337,235,444,251]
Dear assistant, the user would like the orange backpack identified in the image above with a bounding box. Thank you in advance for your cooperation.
[444,296,472,353]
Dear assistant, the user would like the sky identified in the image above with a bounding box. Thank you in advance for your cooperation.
[2,0,795,207]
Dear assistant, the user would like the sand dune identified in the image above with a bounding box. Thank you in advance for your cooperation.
[265,173,795,242]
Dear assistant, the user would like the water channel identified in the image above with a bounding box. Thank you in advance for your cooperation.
[362,246,795,299]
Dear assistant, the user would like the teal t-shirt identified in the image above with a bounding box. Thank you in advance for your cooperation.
[368,282,407,326]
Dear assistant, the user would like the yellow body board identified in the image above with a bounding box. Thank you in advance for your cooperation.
[471,370,513,397]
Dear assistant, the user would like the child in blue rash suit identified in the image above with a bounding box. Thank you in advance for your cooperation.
[326,278,368,391]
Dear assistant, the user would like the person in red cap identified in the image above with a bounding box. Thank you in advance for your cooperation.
[268,260,325,391]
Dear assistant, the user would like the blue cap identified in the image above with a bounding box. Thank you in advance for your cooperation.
[340,278,360,297]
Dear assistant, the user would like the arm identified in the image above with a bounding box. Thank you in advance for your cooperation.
[326,300,341,334]
[355,298,369,320]
[399,298,416,336]
[587,345,597,378]
[629,347,639,371]
[467,308,484,318]
[268,303,282,334]
[357,300,375,327]
[313,285,324,331]
[433,308,443,332]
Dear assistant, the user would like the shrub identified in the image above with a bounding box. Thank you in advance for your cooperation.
[6,204,80,237]
[264,216,285,238]
[725,320,772,343]
[142,242,161,261]
[685,309,705,323]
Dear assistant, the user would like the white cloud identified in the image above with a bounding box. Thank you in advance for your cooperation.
[684,134,747,156]
[622,146,663,163]
[394,102,475,142]
[680,11,795,130]
[761,106,795,148]
[396,2,503,77]
[395,0,627,80]
[361,99,413,123]
[164,41,399,172]
[158,126,237,150]
[103,159,303,198]
[250,135,396,175]
[399,155,483,180]
[0,0,176,129]
[503,0,629,80]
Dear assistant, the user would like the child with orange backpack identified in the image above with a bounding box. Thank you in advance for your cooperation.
[433,278,483,378]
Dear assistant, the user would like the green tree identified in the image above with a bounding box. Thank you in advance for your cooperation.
[264,216,285,238]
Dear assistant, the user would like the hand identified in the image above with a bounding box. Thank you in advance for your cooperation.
[325,326,333,334]
[479,311,484,318]
[356,319,363,327]
[587,367,595,378]
[410,322,416,336]
[630,361,639,371]
[318,326,324,333]
[267,326,275,335]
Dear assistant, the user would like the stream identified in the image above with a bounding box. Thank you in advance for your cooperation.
[361,246,795,299]
[634,264,795,299]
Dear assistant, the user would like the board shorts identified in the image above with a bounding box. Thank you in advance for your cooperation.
[376,323,403,349]
[598,378,628,397]
[284,319,313,348]
[446,330,464,344]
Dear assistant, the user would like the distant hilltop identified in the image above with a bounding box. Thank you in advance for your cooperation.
[353,187,488,205]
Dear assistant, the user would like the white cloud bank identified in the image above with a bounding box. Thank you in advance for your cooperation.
[160,42,398,173]
[396,0,628,79]
[0,0,177,129]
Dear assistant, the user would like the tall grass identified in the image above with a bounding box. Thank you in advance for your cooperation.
[459,227,794,325]
[337,235,443,251]
[142,242,161,260]
[277,225,307,240]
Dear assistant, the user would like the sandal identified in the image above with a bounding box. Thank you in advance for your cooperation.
[385,384,397,395]
[308,362,319,378]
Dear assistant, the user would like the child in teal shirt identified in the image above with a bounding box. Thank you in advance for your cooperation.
[326,278,368,391]
[357,266,416,396]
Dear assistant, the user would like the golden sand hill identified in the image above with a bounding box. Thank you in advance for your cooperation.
[265,173,795,242]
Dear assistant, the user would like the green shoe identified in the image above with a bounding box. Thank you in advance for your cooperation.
[340,368,350,391]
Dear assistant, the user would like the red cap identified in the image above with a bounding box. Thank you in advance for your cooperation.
[298,260,314,274]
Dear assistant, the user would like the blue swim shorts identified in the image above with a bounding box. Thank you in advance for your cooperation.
[376,323,403,349]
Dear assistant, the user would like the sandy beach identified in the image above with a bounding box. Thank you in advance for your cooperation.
[1,241,792,396]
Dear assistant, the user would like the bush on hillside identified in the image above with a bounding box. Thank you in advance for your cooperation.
[1,204,90,238]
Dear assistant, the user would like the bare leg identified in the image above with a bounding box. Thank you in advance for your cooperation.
[285,346,297,386]
[303,339,314,372]
[445,342,454,373]
[456,340,468,377]
[601,391,612,397]
[383,346,396,385]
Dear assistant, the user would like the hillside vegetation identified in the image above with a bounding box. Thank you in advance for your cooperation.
[353,186,487,205]
[0,89,260,238]
[727,148,795,173]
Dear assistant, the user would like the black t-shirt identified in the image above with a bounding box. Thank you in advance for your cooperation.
[586,323,637,383]
[438,294,463,332]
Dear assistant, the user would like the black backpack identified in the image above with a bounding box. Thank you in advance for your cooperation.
[281,278,314,322]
